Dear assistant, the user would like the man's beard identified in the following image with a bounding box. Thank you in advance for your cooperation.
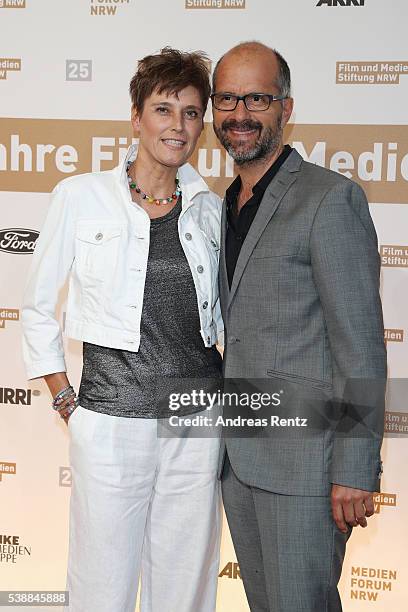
[213,117,283,166]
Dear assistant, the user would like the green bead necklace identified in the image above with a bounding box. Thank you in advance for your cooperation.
[126,161,181,205]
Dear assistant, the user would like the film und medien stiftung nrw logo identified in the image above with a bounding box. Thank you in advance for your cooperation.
[380,245,408,268]
[385,410,408,436]
[0,0,26,8]
[337,62,408,85]
[90,0,132,16]
[185,0,245,8]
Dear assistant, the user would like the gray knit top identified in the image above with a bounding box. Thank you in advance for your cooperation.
[78,198,222,418]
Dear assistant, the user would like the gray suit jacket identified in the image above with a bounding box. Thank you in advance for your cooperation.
[218,149,387,496]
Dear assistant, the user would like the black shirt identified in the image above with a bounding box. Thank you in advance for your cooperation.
[226,145,292,287]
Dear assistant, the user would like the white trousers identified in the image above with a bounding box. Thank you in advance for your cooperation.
[65,406,222,612]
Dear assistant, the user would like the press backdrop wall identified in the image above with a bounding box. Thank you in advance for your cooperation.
[1,1,407,610]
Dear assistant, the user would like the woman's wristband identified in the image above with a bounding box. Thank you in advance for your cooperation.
[52,385,75,410]
[58,399,79,419]
[52,385,79,419]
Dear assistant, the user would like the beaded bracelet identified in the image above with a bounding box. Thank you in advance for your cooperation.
[59,402,79,419]
[59,400,79,419]
[56,391,75,407]
[52,385,75,410]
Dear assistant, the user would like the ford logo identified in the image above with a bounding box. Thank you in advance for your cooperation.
[0,228,39,254]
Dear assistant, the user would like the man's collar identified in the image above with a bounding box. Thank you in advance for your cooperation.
[252,144,292,193]
[226,144,293,206]
[226,174,242,204]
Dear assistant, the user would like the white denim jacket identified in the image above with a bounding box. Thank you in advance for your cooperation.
[22,145,224,380]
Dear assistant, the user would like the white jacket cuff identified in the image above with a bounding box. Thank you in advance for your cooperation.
[26,357,67,380]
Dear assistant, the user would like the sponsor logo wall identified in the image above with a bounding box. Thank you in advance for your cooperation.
[1,0,407,610]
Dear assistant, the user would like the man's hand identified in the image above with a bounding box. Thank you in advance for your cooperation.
[331,485,375,533]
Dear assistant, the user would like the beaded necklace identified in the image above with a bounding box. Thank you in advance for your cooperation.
[126,161,181,205]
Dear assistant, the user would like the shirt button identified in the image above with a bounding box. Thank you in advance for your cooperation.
[95,232,103,241]
[202,301,208,309]
[185,232,192,240]
[197,265,204,273]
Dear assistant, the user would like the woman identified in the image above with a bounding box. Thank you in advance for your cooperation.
[22,48,223,612]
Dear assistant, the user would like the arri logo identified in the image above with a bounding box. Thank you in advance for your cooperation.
[219,562,242,579]
[0,228,39,254]
[0,387,33,405]
[316,0,365,5]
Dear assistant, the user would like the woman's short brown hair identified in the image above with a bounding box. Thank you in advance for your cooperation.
[129,47,211,114]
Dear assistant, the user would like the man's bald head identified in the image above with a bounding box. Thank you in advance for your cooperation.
[212,41,291,98]
[211,41,294,168]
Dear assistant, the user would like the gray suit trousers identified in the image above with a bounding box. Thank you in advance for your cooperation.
[221,453,352,612]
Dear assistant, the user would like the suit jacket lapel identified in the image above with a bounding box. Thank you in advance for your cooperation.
[218,196,229,324]
[227,165,299,310]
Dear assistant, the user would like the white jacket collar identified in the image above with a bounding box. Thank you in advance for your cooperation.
[114,144,209,202]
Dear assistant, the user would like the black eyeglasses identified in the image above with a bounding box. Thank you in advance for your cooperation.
[211,92,287,112]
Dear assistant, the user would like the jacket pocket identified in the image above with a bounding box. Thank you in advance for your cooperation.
[75,223,123,282]
[251,246,300,259]
[266,369,332,391]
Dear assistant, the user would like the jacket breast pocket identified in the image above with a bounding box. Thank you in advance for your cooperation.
[251,245,300,259]
[75,223,123,283]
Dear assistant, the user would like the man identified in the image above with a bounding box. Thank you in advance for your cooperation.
[212,42,386,611]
